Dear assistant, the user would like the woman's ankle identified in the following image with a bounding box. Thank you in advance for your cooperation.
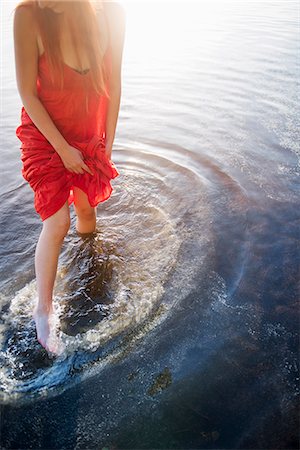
[76,229,97,239]
[33,302,53,315]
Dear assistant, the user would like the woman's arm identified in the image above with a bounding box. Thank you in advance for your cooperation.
[103,1,126,158]
[13,5,92,175]
[14,5,69,155]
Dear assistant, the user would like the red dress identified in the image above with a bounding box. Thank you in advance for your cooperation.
[16,45,119,221]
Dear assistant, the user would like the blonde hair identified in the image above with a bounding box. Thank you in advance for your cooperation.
[14,0,110,99]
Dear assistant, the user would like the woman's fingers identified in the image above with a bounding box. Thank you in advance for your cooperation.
[62,148,93,175]
[82,162,94,175]
[70,162,93,175]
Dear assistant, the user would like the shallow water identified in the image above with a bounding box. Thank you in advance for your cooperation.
[0,1,299,448]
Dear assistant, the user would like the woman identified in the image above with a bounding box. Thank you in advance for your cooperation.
[13,0,126,353]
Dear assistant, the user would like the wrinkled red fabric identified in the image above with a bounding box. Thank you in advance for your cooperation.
[16,45,119,221]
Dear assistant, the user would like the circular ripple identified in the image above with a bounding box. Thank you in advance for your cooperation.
[0,145,216,402]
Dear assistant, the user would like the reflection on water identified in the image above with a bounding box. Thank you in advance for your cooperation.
[0,0,299,448]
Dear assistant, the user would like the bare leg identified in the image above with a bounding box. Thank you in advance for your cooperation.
[73,186,97,234]
[33,200,70,352]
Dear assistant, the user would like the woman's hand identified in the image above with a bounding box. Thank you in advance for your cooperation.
[59,145,94,175]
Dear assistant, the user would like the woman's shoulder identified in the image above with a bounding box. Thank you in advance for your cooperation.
[102,1,126,23]
[13,2,39,47]
[103,1,125,11]
[101,0,126,39]
[92,1,125,24]
[14,0,36,14]
[13,1,37,26]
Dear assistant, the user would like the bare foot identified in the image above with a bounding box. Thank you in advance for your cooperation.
[33,306,60,354]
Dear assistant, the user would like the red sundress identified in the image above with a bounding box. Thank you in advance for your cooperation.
[16,45,119,222]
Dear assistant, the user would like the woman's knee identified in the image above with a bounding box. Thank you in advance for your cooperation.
[42,202,71,239]
[75,205,96,221]
[73,187,96,221]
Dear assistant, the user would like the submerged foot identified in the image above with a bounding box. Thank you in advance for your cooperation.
[32,306,61,354]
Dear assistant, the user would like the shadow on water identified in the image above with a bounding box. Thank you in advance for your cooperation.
[58,231,115,336]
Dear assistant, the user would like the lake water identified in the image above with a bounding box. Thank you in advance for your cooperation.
[0,1,299,448]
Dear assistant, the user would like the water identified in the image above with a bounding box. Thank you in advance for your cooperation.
[0,1,299,448]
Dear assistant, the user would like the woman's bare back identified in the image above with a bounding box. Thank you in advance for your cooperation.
[36,5,110,73]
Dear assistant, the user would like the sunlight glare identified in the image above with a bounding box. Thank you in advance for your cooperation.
[119,0,226,63]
